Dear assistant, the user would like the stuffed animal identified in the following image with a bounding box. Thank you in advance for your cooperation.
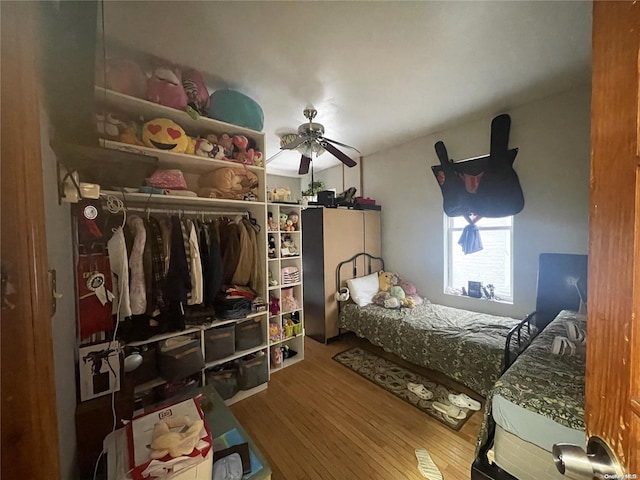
[142,118,189,153]
[149,415,203,459]
[389,285,406,301]
[182,68,210,116]
[232,135,256,165]
[378,271,396,292]
[372,290,391,306]
[402,296,416,308]
[218,133,234,158]
[253,151,264,167]
[269,323,284,341]
[194,137,214,157]
[105,59,147,99]
[279,213,289,231]
[384,297,401,309]
[267,212,279,232]
[399,279,424,305]
[268,235,276,258]
[287,212,300,230]
[269,296,280,316]
[185,136,197,155]
[95,111,130,141]
[119,121,145,146]
[147,66,188,111]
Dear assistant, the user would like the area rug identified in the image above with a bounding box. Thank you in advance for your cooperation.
[333,346,478,430]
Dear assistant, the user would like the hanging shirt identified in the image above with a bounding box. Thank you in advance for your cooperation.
[127,215,147,315]
[107,226,132,319]
[187,220,203,305]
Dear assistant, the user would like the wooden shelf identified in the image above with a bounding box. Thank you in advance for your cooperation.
[101,139,265,175]
[204,344,268,369]
[269,332,304,346]
[101,189,265,210]
[126,327,202,348]
[95,86,264,145]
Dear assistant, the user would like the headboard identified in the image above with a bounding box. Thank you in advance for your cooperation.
[535,253,588,329]
[336,253,385,312]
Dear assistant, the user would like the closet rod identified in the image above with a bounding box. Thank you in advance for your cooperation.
[101,205,249,217]
[122,207,249,217]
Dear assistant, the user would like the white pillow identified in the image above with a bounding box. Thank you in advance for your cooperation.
[346,272,380,307]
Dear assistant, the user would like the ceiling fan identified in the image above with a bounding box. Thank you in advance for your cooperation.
[266,108,360,175]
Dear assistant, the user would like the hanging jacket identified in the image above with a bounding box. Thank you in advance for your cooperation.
[107,226,132,319]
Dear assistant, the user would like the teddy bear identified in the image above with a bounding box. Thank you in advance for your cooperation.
[378,271,397,292]
[279,213,289,231]
[269,296,280,316]
[149,415,203,459]
[399,278,424,305]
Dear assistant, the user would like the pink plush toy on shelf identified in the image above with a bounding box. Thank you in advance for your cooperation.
[147,65,188,111]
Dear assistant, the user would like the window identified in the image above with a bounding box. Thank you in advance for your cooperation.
[445,215,513,302]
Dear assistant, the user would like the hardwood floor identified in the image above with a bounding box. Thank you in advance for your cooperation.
[231,334,482,480]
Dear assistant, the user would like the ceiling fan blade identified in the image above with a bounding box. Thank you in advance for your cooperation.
[298,155,312,175]
[265,148,286,164]
[281,135,307,150]
[320,141,357,168]
[322,136,361,153]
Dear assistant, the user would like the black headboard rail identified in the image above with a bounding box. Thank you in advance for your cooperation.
[336,253,385,292]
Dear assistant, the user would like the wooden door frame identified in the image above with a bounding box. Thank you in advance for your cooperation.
[0,2,62,479]
[586,0,639,472]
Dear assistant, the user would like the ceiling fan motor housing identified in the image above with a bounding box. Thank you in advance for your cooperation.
[298,122,325,137]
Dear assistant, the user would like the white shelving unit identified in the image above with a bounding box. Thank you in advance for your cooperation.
[267,203,305,372]
[95,85,271,406]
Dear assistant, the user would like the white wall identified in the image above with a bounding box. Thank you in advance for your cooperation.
[266,173,302,202]
[299,162,361,197]
[41,110,78,479]
[363,86,591,319]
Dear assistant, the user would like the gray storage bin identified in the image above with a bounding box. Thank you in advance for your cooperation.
[235,319,264,351]
[206,368,238,400]
[205,324,236,362]
[237,353,268,390]
[158,335,204,382]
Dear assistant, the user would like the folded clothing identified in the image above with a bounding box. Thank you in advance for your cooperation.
[215,297,253,320]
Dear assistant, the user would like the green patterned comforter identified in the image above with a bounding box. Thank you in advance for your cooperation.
[476,310,586,453]
[338,302,526,396]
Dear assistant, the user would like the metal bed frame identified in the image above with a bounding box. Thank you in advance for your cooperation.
[335,252,385,315]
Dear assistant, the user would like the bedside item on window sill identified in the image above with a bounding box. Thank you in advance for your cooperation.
[467,281,482,298]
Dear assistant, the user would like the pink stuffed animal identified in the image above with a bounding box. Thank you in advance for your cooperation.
[232,135,256,165]
[147,66,188,110]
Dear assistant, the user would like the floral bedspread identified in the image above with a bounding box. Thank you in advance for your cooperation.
[476,309,586,453]
[338,302,527,396]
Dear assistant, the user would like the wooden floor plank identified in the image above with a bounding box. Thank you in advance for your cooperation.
[231,334,481,480]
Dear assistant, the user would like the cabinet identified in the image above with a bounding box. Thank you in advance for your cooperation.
[90,85,271,406]
[266,203,305,371]
[302,208,381,343]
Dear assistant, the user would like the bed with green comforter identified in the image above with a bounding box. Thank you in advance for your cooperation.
[338,301,528,396]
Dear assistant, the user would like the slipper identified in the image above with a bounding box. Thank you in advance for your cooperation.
[415,448,443,480]
[407,382,434,400]
[448,393,481,411]
[565,321,586,345]
[432,401,467,420]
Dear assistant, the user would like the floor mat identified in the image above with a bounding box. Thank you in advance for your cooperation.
[333,346,478,430]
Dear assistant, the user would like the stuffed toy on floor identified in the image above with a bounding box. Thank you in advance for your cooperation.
[149,415,204,459]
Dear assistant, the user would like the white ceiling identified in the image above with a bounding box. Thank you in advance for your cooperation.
[102,1,592,177]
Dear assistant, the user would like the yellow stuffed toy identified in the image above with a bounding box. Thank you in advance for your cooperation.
[142,118,189,153]
[378,271,396,292]
[149,415,204,459]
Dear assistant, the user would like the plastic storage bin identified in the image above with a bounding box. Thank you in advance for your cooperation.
[235,319,264,351]
[205,324,235,362]
[158,335,204,382]
[237,353,269,390]
[206,368,238,400]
